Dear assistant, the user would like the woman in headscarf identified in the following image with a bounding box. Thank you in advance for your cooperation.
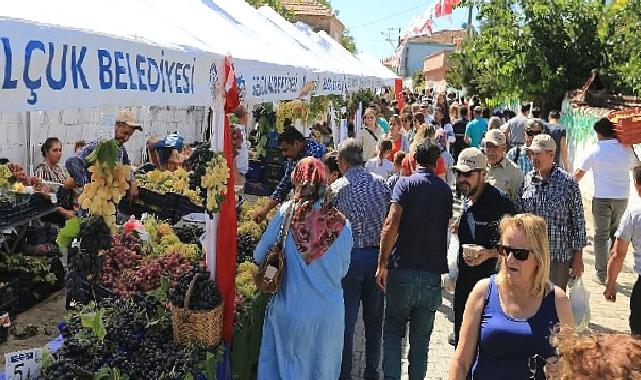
[254,157,353,380]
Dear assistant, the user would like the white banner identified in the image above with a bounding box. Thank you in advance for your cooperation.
[0,19,223,112]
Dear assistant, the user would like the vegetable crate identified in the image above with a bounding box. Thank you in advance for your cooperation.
[0,277,19,319]
[609,107,641,145]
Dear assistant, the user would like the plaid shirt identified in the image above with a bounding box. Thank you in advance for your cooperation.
[331,167,391,249]
[517,166,587,262]
[65,141,131,186]
[271,139,326,202]
[506,146,534,174]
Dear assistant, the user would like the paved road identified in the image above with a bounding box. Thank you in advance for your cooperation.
[350,195,637,379]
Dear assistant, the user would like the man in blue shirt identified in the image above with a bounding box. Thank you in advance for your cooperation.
[332,138,391,380]
[464,106,488,148]
[252,127,326,222]
[376,140,452,380]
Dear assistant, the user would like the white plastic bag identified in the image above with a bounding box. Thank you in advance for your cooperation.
[568,277,591,331]
[442,233,459,292]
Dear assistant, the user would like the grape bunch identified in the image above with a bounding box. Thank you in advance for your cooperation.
[44,295,215,380]
[174,224,204,245]
[80,216,113,255]
[7,162,27,183]
[236,233,258,263]
[169,265,221,310]
[188,143,214,199]
[78,163,131,230]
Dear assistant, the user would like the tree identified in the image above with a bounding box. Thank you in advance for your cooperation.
[600,0,641,96]
[446,0,606,112]
[341,29,357,53]
[246,0,294,21]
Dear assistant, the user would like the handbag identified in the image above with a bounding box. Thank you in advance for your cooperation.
[255,202,295,294]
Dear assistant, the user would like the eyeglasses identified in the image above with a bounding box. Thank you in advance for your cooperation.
[498,244,531,261]
[526,130,542,137]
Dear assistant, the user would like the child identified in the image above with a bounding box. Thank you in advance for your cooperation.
[387,151,406,190]
[365,138,394,179]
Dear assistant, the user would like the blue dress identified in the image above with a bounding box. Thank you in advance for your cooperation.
[472,275,559,380]
[254,202,353,380]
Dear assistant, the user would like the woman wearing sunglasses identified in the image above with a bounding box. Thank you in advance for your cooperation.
[449,214,574,380]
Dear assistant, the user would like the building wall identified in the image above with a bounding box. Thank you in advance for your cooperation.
[402,43,456,77]
[295,14,344,42]
[0,106,208,172]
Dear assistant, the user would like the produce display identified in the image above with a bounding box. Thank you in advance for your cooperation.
[0,164,12,189]
[142,215,202,261]
[174,225,205,246]
[43,292,223,379]
[137,168,202,206]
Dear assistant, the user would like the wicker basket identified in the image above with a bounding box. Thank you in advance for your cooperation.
[171,274,223,347]
[609,107,641,145]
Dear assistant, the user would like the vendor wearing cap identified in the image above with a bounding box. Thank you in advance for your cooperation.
[484,129,524,203]
[66,110,141,200]
[516,134,586,290]
[451,147,516,346]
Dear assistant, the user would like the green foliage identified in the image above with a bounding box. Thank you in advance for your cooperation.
[600,0,641,96]
[412,70,425,92]
[246,0,294,21]
[56,217,81,248]
[447,0,605,111]
[85,140,120,168]
[81,308,107,342]
[341,29,357,53]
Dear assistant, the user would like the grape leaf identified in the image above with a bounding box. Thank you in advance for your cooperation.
[86,139,119,168]
[56,217,81,248]
[81,308,107,341]
[200,351,218,380]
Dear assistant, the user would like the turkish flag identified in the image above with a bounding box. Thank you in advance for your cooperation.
[217,58,238,344]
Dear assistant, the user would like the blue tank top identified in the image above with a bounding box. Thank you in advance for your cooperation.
[472,275,559,380]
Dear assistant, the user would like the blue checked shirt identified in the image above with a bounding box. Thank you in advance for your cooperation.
[331,167,391,249]
[271,139,326,202]
[65,141,132,187]
[507,146,534,174]
[517,166,587,262]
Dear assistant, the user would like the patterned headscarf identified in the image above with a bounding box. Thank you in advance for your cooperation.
[290,157,346,264]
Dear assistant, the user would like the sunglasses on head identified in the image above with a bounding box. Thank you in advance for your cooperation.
[526,130,542,137]
[498,244,531,261]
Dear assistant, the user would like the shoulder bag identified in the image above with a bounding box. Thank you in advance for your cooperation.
[254,202,295,294]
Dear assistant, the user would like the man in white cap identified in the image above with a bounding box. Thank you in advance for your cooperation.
[450,147,516,346]
[517,134,587,290]
[66,109,141,199]
[484,129,524,202]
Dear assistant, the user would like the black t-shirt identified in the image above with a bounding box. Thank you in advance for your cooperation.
[457,185,516,273]
[546,123,567,165]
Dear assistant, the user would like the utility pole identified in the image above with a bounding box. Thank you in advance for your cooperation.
[467,0,474,36]
[382,27,399,50]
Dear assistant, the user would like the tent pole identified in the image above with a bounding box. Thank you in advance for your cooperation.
[25,112,32,175]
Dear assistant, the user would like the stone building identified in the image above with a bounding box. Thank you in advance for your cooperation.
[281,0,345,42]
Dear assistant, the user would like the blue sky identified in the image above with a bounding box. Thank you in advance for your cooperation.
[330,0,471,60]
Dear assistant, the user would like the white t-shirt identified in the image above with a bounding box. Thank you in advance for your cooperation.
[579,139,637,198]
[234,124,249,175]
[365,158,394,179]
[615,206,641,274]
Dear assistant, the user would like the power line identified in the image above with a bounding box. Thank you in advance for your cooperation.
[349,1,432,29]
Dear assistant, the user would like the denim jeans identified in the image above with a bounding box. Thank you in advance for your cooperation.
[631,276,641,335]
[383,269,442,380]
[592,198,628,278]
[340,247,384,380]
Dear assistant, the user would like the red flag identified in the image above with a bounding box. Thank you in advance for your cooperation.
[443,0,453,16]
[217,59,238,344]
[434,2,442,17]
[395,78,404,110]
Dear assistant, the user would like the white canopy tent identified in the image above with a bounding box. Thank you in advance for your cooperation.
[357,52,399,87]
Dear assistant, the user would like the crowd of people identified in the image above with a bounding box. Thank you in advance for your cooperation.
[250,90,641,379]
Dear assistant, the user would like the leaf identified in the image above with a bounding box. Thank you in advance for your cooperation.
[41,346,53,371]
[184,374,194,380]
[45,273,58,285]
[56,217,81,248]
[200,351,218,380]
[93,367,111,380]
[81,309,107,341]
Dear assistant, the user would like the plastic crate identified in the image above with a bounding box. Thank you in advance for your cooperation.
[175,195,205,219]
[244,182,274,196]
[264,164,284,181]
[609,107,641,144]
[246,160,265,183]
[138,188,180,210]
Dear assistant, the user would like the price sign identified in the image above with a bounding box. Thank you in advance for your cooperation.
[4,348,43,380]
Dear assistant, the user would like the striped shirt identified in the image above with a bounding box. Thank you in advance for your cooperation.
[517,166,587,262]
[332,167,391,249]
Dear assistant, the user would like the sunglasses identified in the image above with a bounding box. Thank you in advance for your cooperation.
[498,244,531,261]
[455,170,480,178]
[526,130,542,137]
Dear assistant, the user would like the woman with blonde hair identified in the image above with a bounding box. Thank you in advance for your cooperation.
[360,108,384,161]
[449,214,574,380]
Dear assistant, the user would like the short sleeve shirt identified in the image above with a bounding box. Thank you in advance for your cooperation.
[465,118,488,148]
[486,158,525,203]
[579,139,637,199]
[390,168,453,273]
[615,207,641,274]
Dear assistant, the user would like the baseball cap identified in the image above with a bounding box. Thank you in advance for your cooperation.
[453,147,487,172]
[526,134,557,153]
[115,110,143,130]
[484,129,506,146]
